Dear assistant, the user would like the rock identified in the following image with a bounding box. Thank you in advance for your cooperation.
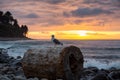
[80,67,99,80]
[0,48,8,54]
[0,48,10,63]
[10,59,22,67]
[1,66,9,74]
[27,77,39,80]
[87,67,99,73]
[91,72,109,80]
[108,71,120,80]
[0,75,11,80]
[14,75,26,80]
[22,46,84,80]
[82,69,95,76]
[6,74,15,80]
[17,56,22,59]
[100,69,110,74]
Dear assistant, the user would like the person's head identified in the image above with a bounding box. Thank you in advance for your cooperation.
[51,35,54,38]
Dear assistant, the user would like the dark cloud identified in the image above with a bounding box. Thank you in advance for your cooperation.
[83,0,120,7]
[83,0,109,5]
[71,8,113,17]
[112,0,120,7]
[17,0,66,4]
[0,1,2,4]
[73,20,83,24]
[24,13,39,18]
[41,19,64,26]
[44,0,66,4]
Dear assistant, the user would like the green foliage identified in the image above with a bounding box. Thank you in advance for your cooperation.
[0,11,28,38]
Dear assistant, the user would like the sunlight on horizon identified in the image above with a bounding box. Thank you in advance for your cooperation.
[27,30,120,40]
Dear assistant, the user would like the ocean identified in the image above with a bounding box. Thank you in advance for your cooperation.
[0,40,120,69]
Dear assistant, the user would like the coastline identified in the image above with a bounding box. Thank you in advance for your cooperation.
[0,48,120,80]
[0,37,33,41]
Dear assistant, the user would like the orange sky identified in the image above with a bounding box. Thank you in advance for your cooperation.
[27,30,120,40]
[1,0,120,40]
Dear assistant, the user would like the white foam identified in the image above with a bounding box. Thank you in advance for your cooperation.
[84,59,120,69]
[1,40,120,69]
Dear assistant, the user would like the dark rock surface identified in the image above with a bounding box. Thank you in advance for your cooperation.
[22,46,84,80]
[0,48,38,80]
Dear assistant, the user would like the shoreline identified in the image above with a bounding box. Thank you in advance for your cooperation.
[0,37,33,41]
[0,47,120,80]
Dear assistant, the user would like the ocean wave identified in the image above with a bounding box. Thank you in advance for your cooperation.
[84,59,120,69]
[85,55,120,59]
[82,47,120,50]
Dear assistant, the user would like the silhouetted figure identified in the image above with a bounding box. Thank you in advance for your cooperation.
[51,35,63,46]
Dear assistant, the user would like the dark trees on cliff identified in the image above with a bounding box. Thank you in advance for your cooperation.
[0,11,29,38]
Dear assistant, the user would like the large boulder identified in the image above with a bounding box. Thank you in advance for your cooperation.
[22,46,84,80]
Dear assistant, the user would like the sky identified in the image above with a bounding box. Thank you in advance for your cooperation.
[0,0,120,40]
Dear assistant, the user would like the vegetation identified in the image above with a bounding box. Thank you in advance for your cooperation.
[0,11,28,38]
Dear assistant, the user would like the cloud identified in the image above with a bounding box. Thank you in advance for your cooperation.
[87,32,106,35]
[24,13,39,18]
[83,0,110,5]
[16,0,66,4]
[83,0,120,7]
[112,0,120,7]
[0,0,119,31]
[43,0,66,4]
[71,7,113,17]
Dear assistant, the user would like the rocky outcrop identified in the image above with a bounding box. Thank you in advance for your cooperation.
[22,46,84,80]
[0,48,40,80]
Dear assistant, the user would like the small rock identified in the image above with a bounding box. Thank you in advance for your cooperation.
[108,71,120,80]
[14,75,26,80]
[82,69,95,76]
[87,67,99,73]
[11,60,22,67]
[0,51,10,63]
[17,56,22,59]
[0,75,11,80]
[91,73,109,80]
[27,77,39,80]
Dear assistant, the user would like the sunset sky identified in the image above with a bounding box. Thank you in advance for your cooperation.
[1,0,120,40]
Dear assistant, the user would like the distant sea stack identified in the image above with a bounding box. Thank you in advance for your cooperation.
[0,11,28,38]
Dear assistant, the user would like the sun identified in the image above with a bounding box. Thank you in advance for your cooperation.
[77,30,87,36]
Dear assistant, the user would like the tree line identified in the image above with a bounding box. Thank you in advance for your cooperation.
[0,11,28,38]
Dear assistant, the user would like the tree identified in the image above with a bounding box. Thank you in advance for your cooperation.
[21,25,28,37]
[0,11,4,23]
[0,11,29,38]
